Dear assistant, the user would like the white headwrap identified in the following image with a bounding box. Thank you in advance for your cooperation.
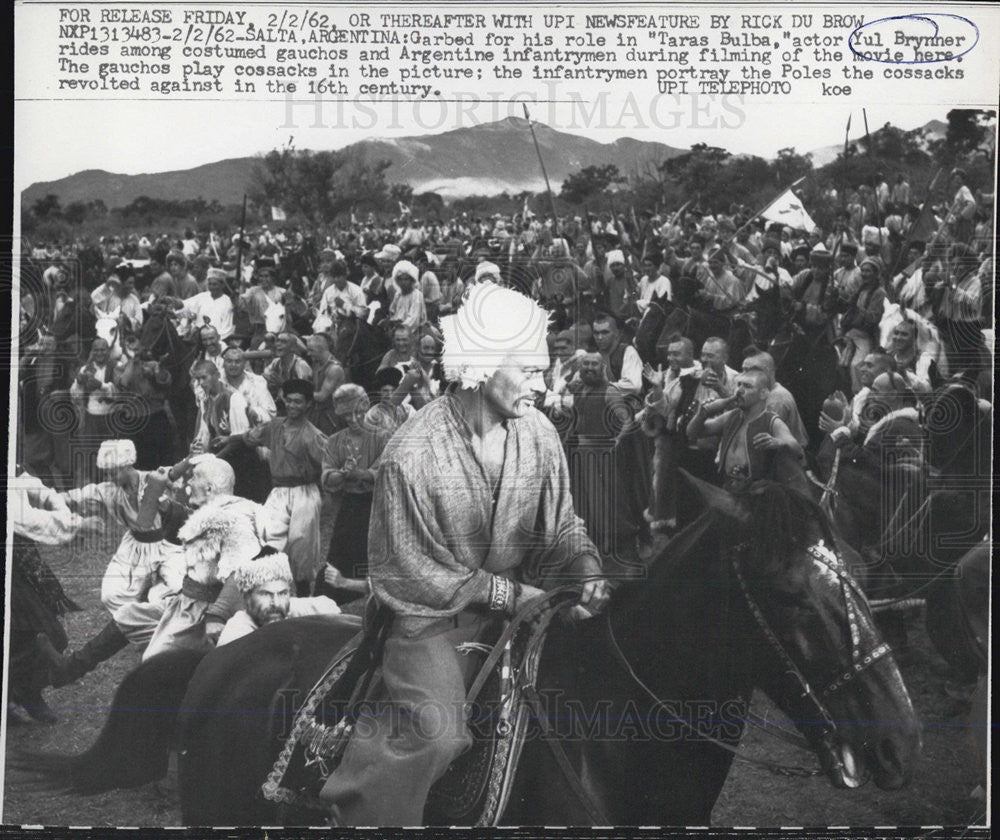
[392,260,419,281]
[605,249,625,267]
[474,261,501,282]
[232,551,294,594]
[440,281,550,388]
[96,439,136,470]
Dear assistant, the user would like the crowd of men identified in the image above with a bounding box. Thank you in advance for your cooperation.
[11,165,994,729]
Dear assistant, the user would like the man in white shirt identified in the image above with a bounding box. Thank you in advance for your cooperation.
[222,346,276,425]
[590,314,642,396]
[637,252,672,314]
[387,260,427,332]
[170,269,235,339]
[318,262,368,324]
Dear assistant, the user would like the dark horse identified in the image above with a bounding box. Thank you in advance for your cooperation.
[633,291,756,371]
[33,478,920,825]
[334,315,391,394]
[812,381,991,678]
[138,306,200,454]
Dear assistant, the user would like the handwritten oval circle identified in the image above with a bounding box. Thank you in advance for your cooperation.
[848,13,980,64]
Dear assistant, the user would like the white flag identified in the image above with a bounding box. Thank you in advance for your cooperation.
[523,195,535,219]
[270,205,287,221]
[398,201,411,216]
[761,189,816,233]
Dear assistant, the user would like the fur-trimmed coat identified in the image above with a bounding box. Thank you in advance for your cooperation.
[177,494,277,584]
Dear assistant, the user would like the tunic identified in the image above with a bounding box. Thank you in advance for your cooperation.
[246,418,328,582]
[387,289,427,331]
[368,394,602,634]
[61,474,186,615]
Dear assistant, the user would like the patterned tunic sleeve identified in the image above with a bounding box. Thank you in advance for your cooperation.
[368,459,493,618]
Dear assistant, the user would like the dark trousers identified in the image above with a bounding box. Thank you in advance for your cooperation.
[317,493,373,603]
[319,612,487,826]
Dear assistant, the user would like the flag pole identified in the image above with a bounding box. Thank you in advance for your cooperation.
[725,176,808,246]
[523,104,561,239]
[888,167,942,284]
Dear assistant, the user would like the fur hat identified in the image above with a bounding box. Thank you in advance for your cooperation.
[96,439,136,470]
[177,495,273,581]
[232,551,293,594]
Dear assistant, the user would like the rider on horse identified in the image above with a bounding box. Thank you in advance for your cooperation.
[317,281,611,825]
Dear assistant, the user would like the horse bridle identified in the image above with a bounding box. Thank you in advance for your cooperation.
[730,540,892,725]
[605,539,892,778]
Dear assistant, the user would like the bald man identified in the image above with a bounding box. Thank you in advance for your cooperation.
[687,369,807,495]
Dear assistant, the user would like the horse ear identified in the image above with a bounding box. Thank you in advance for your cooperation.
[676,468,748,528]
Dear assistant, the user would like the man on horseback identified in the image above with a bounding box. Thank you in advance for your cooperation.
[318,281,610,825]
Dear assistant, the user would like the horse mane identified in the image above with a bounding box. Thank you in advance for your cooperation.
[739,481,830,577]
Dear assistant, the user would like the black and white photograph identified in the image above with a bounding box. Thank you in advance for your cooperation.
[4,1,995,830]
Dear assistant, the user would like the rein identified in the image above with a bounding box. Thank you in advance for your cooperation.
[604,539,893,781]
[603,610,821,779]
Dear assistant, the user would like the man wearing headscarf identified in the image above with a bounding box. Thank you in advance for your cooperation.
[319,282,610,826]
[37,441,189,687]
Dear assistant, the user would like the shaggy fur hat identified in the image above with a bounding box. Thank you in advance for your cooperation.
[232,551,293,594]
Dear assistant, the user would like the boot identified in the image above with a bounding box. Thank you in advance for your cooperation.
[36,621,129,689]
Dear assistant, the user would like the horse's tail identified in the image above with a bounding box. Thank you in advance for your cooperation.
[12,648,207,794]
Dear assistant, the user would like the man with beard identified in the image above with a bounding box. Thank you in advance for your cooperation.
[216,551,346,647]
[687,369,807,495]
[319,281,609,826]
[139,455,281,658]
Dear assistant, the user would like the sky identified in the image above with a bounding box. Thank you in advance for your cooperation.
[14,99,958,191]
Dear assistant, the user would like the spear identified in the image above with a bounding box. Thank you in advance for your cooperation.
[234,193,248,294]
[862,108,886,260]
[522,104,560,239]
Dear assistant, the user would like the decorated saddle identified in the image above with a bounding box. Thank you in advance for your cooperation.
[261,591,577,825]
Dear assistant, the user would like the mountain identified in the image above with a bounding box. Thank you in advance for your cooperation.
[807,118,948,167]
[22,117,686,208]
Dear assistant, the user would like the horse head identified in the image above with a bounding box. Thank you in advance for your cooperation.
[95,312,124,361]
[628,472,921,793]
[726,479,920,790]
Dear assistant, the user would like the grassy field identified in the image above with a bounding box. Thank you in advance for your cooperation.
[3,520,986,827]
